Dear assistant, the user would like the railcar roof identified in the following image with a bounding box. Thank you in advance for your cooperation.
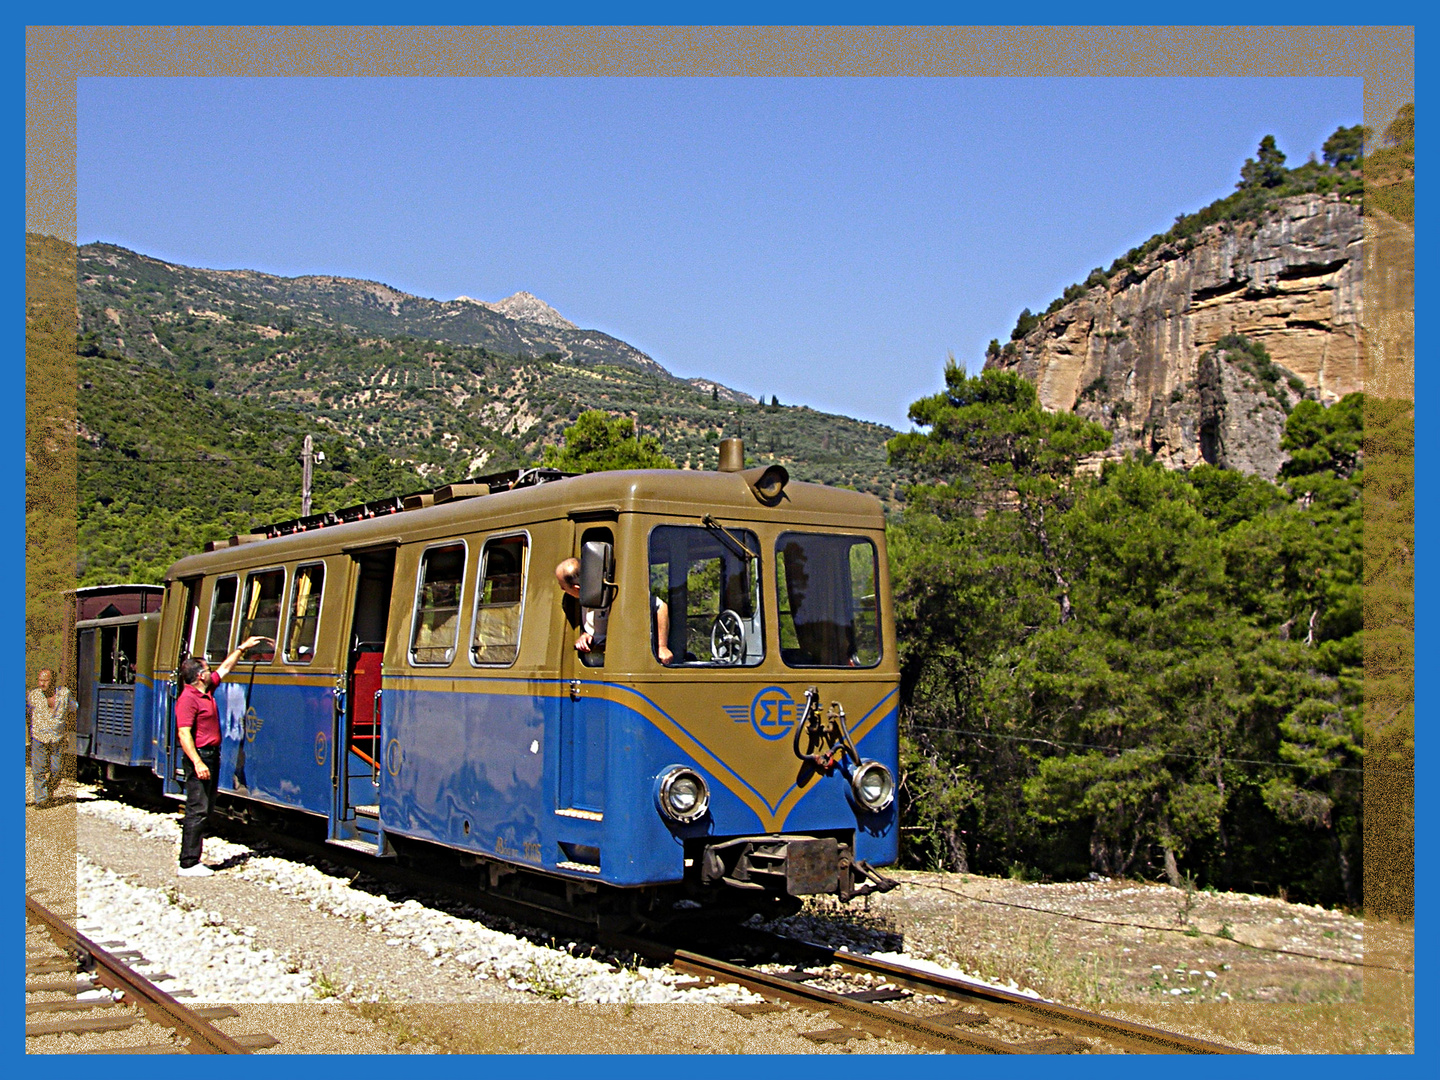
[163,469,885,581]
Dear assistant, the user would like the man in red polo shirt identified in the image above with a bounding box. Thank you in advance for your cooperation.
[175,635,269,877]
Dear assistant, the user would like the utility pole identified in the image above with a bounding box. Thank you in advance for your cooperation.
[301,434,313,517]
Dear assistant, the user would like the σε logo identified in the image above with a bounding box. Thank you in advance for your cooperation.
[723,686,796,741]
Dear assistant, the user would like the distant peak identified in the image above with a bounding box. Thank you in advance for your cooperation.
[456,290,577,330]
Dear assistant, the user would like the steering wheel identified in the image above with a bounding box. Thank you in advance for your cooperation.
[711,610,746,665]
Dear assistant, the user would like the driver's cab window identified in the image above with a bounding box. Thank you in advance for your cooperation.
[648,524,764,666]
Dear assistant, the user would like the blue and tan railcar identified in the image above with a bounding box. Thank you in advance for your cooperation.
[113,443,900,916]
[73,584,165,771]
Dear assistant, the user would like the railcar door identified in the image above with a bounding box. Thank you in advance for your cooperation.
[74,627,98,759]
[331,546,396,854]
[157,579,202,797]
[557,525,614,834]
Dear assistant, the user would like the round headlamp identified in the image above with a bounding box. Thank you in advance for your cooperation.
[851,760,895,812]
[657,766,710,824]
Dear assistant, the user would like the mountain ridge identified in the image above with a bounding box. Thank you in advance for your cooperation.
[69,238,904,581]
[455,290,578,331]
[80,241,762,399]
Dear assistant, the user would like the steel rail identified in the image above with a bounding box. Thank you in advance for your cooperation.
[26,895,252,1054]
[749,929,1244,1055]
[86,786,1241,1054]
[605,932,1053,1053]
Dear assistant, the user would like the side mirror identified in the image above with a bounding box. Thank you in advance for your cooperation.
[579,540,616,610]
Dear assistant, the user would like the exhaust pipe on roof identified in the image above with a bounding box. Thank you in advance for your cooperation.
[718,437,745,472]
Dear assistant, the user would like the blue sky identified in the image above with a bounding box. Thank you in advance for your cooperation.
[78,76,1363,430]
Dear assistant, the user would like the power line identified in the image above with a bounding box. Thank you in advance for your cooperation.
[79,456,247,465]
[904,723,1400,776]
[900,878,1407,973]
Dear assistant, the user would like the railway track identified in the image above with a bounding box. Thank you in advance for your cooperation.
[607,930,1245,1054]
[201,816,1241,1054]
[80,787,1244,1054]
[26,894,278,1054]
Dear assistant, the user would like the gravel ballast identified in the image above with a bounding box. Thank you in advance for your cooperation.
[51,788,927,1053]
[75,796,764,1007]
[41,780,1407,1054]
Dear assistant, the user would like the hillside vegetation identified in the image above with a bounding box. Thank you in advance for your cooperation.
[1363,103,1415,223]
[73,242,902,582]
[885,111,1413,908]
[888,367,1386,909]
[26,234,78,686]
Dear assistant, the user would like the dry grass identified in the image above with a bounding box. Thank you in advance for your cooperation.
[1106,1001,1413,1054]
[946,926,1128,1005]
[776,875,1415,1053]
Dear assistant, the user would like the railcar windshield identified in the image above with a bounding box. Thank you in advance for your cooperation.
[649,525,764,666]
[775,533,881,668]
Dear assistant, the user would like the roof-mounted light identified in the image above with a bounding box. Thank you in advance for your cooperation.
[717,438,787,503]
[740,464,789,505]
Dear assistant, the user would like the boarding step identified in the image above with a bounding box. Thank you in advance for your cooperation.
[354,804,380,818]
[325,836,393,858]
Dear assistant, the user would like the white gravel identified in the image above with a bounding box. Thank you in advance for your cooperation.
[78,856,316,1002]
[79,793,1035,1010]
[77,797,763,1007]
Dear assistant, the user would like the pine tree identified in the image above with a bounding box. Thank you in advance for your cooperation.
[540,410,676,472]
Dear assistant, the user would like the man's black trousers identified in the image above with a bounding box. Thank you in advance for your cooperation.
[180,745,221,868]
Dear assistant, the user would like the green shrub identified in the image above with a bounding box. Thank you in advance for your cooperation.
[1011,308,1040,340]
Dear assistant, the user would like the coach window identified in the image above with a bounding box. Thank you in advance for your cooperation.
[648,524,763,666]
[238,568,284,662]
[204,576,239,663]
[410,542,467,665]
[283,562,326,663]
[472,534,528,666]
[775,533,881,668]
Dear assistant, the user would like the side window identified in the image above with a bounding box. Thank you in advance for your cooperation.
[284,562,326,663]
[410,542,466,665]
[238,568,284,662]
[472,535,527,666]
[174,578,201,665]
[204,576,238,663]
[648,525,763,666]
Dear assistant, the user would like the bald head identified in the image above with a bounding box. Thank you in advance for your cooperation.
[555,557,580,598]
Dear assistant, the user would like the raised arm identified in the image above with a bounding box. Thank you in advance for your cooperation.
[217,636,271,680]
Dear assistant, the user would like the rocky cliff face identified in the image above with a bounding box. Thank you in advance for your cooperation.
[984,194,1364,479]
